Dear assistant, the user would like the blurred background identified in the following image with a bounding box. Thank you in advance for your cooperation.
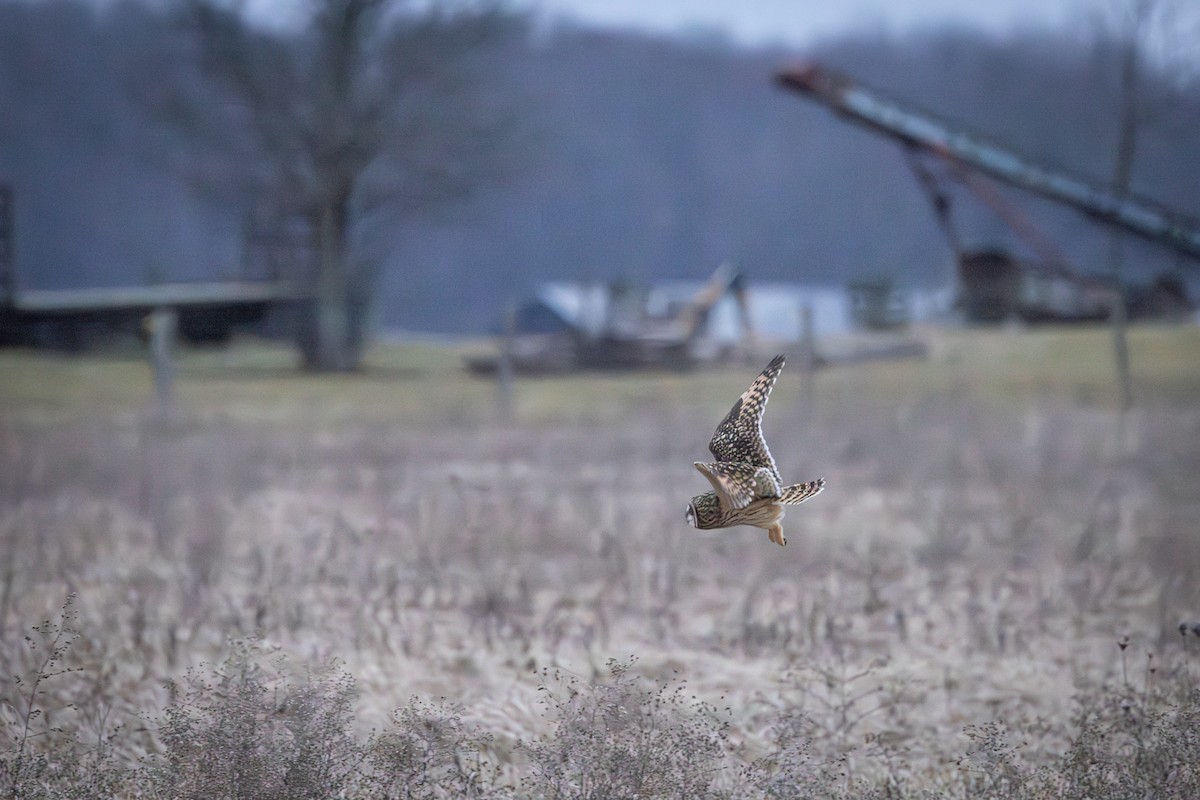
[1,0,1197,368]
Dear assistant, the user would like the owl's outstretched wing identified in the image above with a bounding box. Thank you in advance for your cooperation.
[708,354,784,481]
[694,461,781,511]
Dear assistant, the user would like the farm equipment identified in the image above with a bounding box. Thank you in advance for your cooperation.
[465,263,755,374]
[775,63,1199,323]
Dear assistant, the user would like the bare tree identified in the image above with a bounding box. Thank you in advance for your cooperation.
[150,0,526,370]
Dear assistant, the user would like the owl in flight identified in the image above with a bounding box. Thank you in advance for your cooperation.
[685,354,824,546]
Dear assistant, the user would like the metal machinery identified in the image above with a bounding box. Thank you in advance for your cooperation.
[466,263,755,374]
[775,63,1200,322]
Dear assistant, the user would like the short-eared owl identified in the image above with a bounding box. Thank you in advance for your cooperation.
[685,354,824,546]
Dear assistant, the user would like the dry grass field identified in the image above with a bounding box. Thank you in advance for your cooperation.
[2,323,1199,797]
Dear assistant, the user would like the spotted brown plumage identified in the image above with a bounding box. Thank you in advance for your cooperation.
[779,479,825,506]
[693,461,779,510]
[707,353,785,484]
[685,355,824,546]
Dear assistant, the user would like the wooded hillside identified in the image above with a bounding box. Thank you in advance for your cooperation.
[2,2,1197,332]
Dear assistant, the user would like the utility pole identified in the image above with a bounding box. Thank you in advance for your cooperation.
[1107,2,1152,413]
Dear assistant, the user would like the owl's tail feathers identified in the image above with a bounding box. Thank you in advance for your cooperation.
[780,479,825,505]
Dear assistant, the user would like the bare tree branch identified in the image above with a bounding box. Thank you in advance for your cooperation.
[143,0,529,369]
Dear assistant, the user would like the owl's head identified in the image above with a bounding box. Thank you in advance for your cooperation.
[685,492,723,529]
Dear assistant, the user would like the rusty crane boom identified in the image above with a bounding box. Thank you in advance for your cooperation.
[775,63,1200,264]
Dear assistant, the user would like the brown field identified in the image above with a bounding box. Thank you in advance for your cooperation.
[2,323,1199,795]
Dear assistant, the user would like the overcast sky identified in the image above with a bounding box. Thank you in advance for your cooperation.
[518,0,1088,47]
[235,0,1196,73]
